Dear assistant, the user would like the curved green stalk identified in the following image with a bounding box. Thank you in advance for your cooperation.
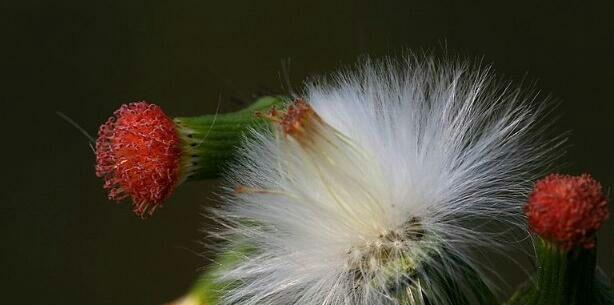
[174,96,285,180]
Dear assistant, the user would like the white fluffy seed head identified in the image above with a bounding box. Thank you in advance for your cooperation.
[213,56,562,305]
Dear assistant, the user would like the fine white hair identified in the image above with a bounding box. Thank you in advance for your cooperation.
[213,56,561,305]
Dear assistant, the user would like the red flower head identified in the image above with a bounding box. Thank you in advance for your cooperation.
[95,102,182,217]
[524,174,609,249]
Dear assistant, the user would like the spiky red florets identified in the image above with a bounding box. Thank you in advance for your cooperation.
[525,174,608,249]
[95,102,181,217]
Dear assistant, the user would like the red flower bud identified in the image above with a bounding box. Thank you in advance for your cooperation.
[525,174,608,249]
[95,102,182,217]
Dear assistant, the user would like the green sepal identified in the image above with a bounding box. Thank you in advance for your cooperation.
[506,238,614,305]
[185,244,252,305]
[174,96,286,181]
[395,247,498,305]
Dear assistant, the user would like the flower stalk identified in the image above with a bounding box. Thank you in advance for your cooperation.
[174,96,283,181]
[166,245,251,305]
[508,239,597,305]
[506,237,614,305]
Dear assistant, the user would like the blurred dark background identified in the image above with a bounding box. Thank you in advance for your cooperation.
[1,1,612,304]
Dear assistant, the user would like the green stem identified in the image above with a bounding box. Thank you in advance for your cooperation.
[506,238,611,305]
[395,246,498,305]
[174,244,251,305]
[173,96,285,180]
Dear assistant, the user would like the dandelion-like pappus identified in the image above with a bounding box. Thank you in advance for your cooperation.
[214,57,561,305]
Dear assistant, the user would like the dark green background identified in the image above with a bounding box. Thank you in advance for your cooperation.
[2,1,612,304]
